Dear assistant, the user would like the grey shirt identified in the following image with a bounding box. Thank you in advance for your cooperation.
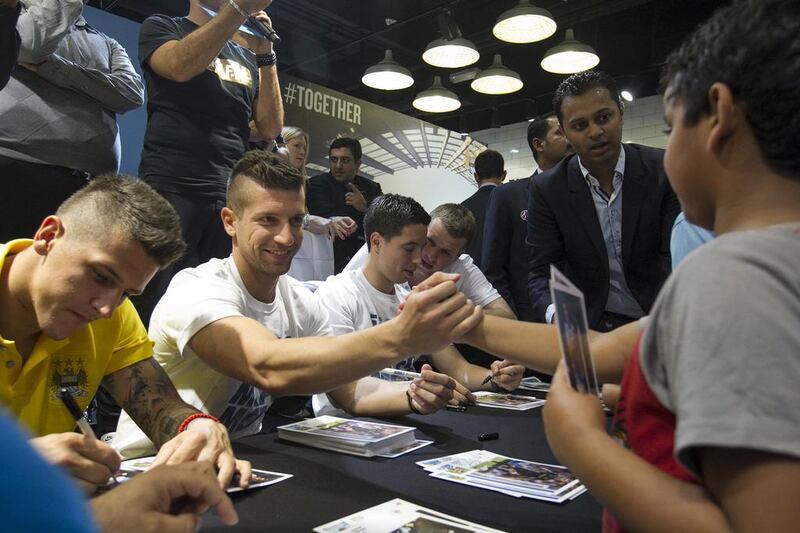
[640,225,800,477]
[0,0,143,174]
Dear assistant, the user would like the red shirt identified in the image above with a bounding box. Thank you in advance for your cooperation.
[602,335,699,533]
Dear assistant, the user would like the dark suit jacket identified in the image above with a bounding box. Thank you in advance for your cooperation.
[482,175,536,321]
[526,143,680,328]
[306,171,383,273]
[460,184,496,270]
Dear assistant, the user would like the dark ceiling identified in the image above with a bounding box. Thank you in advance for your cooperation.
[88,0,730,132]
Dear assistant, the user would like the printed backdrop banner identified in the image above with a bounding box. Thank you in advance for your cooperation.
[280,74,484,184]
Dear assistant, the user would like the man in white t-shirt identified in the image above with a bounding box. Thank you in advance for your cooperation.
[347,203,515,320]
[346,203,517,370]
[114,152,482,456]
[316,194,524,415]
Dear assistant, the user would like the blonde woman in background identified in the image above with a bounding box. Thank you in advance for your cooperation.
[280,127,356,283]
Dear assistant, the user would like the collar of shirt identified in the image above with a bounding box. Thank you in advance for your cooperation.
[578,147,626,203]
[478,182,498,190]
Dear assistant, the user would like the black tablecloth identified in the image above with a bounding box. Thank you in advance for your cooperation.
[203,399,602,532]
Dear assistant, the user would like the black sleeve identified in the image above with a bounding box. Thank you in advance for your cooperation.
[0,3,21,91]
[306,176,335,218]
[138,14,181,69]
[482,187,516,314]
[527,177,564,321]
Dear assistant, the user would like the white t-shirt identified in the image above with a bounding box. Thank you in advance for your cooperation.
[113,256,331,457]
[344,244,500,308]
[312,268,413,415]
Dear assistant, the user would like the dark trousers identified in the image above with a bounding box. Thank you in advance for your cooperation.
[0,155,90,241]
[596,310,637,333]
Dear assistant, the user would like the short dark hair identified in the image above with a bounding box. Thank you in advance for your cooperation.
[364,194,430,250]
[57,175,185,269]
[474,149,504,182]
[552,70,621,124]
[429,203,476,247]
[227,150,305,214]
[662,0,800,179]
[527,111,557,161]
[329,137,362,161]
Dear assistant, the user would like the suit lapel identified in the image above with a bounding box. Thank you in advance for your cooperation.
[567,157,606,259]
[621,144,646,266]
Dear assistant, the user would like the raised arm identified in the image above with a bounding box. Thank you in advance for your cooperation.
[145,1,270,83]
[247,11,283,141]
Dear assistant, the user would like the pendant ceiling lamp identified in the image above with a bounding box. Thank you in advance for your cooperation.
[361,50,414,90]
[471,55,523,95]
[493,1,557,44]
[540,29,600,74]
[413,76,461,113]
[422,10,480,69]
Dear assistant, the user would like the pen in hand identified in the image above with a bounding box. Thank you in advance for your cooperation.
[59,387,119,484]
[481,374,493,386]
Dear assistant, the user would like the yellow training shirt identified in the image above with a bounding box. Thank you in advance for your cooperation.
[0,240,154,436]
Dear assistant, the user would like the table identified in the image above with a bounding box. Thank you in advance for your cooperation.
[204,400,602,532]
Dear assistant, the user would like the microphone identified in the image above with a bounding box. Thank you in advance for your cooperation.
[244,16,281,44]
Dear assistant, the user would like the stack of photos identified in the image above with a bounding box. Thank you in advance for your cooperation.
[472,391,545,411]
[417,450,586,503]
[549,265,600,395]
[517,375,551,393]
[278,415,432,458]
[374,367,421,382]
[97,456,292,495]
[313,498,505,533]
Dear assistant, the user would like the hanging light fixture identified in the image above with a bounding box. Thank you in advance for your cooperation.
[413,76,461,113]
[361,50,414,90]
[471,54,523,95]
[422,10,480,69]
[493,1,557,44]
[540,29,600,74]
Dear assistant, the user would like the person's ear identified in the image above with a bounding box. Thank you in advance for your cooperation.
[706,82,737,159]
[501,170,507,182]
[32,216,64,256]
[221,207,237,238]
[532,138,545,155]
[369,231,382,252]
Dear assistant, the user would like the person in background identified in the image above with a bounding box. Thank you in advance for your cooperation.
[307,137,383,273]
[0,0,20,90]
[132,0,283,327]
[0,0,144,242]
[483,112,571,322]
[460,149,506,270]
[670,211,714,268]
[527,70,680,332]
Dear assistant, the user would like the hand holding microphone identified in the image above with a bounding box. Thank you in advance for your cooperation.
[227,0,281,45]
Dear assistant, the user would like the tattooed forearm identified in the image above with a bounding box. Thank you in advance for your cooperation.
[103,358,198,448]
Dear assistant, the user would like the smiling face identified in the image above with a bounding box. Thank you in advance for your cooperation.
[371,224,428,285]
[224,178,305,282]
[285,135,308,171]
[413,218,468,285]
[560,87,624,171]
[30,223,158,340]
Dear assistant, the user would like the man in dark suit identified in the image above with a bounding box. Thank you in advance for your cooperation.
[307,137,383,273]
[482,112,571,322]
[527,71,680,331]
[460,149,505,270]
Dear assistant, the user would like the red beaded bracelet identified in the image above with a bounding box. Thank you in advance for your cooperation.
[178,413,221,433]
